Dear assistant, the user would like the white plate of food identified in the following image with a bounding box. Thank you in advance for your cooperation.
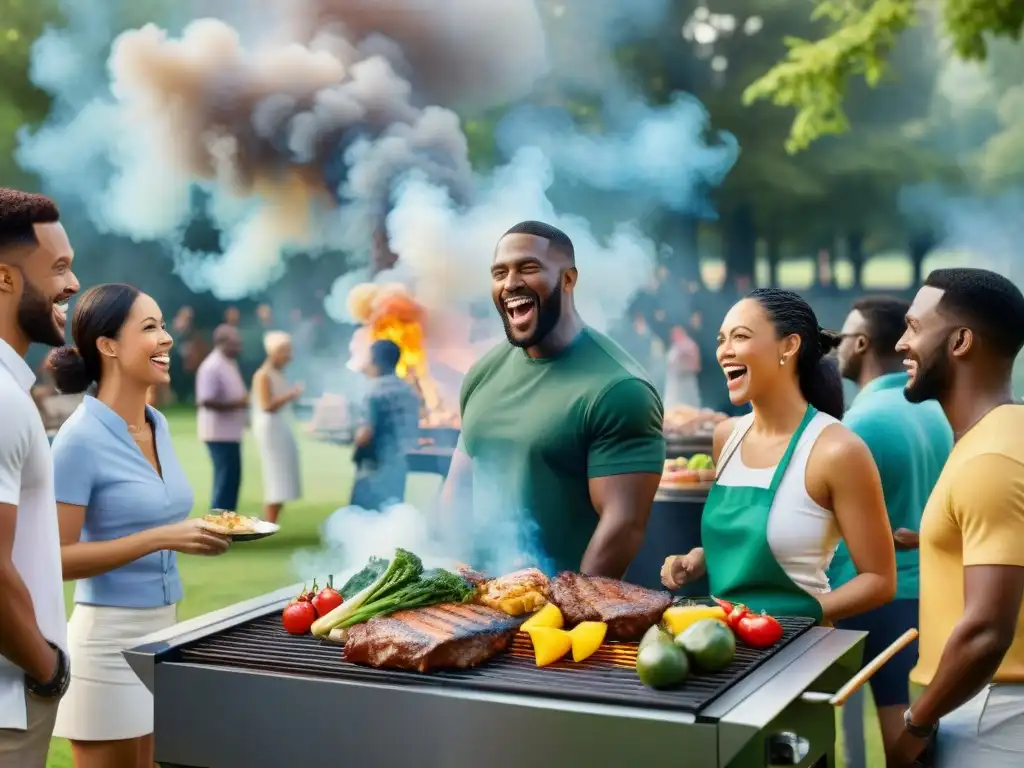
[202,511,280,542]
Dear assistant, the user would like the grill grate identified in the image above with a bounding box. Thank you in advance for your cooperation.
[174,613,813,715]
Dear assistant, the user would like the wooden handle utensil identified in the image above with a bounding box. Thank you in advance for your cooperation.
[827,628,919,707]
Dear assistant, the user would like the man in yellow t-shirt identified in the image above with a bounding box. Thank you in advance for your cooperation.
[889,267,1024,768]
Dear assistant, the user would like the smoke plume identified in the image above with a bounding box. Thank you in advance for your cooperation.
[19,0,738,333]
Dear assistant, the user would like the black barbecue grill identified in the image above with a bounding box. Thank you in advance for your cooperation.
[126,585,867,768]
[174,613,814,716]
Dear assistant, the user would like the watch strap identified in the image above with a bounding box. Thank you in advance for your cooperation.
[904,708,936,739]
[25,643,70,699]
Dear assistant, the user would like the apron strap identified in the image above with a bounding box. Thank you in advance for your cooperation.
[715,416,753,480]
[768,406,818,493]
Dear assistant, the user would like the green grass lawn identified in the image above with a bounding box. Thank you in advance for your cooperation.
[45,407,883,767]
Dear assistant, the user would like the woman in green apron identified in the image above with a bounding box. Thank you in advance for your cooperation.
[661,289,896,625]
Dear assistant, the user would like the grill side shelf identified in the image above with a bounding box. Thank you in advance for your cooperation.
[174,614,814,715]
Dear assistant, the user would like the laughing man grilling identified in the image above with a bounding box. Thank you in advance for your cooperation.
[438,221,665,577]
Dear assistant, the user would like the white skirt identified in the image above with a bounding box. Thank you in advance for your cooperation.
[53,604,177,742]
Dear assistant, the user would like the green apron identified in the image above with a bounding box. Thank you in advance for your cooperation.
[701,406,825,623]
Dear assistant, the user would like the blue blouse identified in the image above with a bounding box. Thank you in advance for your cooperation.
[51,396,194,608]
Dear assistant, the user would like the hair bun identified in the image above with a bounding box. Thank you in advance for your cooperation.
[818,328,842,355]
[48,346,94,395]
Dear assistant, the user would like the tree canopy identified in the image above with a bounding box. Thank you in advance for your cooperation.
[745,0,1024,152]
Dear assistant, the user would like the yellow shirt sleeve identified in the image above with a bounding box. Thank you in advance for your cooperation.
[951,454,1024,567]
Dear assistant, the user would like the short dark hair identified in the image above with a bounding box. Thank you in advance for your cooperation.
[48,283,142,394]
[370,339,402,373]
[852,296,909,357]
[924,268,1024,359]
[502,220,575,262]
[0,188,60,251]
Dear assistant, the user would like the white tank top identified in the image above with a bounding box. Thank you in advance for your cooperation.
[715,411,841,595]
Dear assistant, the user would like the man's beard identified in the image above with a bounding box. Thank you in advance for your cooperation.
[904,346,951,404]
[499,287,562,349]
[838,352,860,383]
[17,276,64,347]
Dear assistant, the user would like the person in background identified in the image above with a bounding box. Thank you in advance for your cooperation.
[664,324,702,408]
[47,284,230,768]
[662,289,896,625]
[171,305,208,404]
[252,331,303,524]
[0,189,77,767]
[195,324,248,512]
[831,296,953,764]
[622,312,655,375]
[350,340,420,511]
[889,268,1024,768]
[442,221,664,577]
[223,306,240,328]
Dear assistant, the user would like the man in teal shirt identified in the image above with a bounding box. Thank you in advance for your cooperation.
[831,297,953,765]
[438,221,665,578]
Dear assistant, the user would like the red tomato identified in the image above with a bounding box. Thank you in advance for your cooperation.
[735,612,784,649]
[282,600,317,635]
[312,587,343,617]
[726,604,749,630]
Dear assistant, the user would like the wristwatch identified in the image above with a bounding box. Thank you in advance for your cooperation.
[903,708,937,739]
[25,642,70,700]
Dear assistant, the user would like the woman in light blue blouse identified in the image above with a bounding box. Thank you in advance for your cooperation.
[47,284,230,768]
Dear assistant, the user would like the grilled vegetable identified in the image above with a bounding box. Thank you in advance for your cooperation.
[336,568,475,628]
[636,633,690,689]
[726,604,750,630]
[312,549,424,636]
[639,624,671,652]
[711,596,734,614]
[735,612,784,649]
[282,600,317,635]
[527,627,573,667]
[337,556,390,600]
[569,622,607,662]
[674,618,736,672]
[520,603,564,632]
[311,576,344,617]
[662,604,727,636]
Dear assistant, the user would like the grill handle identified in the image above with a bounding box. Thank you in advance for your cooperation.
[801,628,919,707]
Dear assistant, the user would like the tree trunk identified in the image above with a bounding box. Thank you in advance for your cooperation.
[658,213,702,283]
[724,204,756,291]
[766,237,781,287]
[908,234,933,286]
[847,232,865,290]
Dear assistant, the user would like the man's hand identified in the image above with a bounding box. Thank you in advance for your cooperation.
[893,528,920,550]
[886,727,929,767]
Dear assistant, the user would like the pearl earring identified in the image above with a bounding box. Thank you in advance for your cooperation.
[780,358,786,366]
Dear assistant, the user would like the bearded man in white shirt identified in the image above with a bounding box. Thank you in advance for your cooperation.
[0,188,79,767]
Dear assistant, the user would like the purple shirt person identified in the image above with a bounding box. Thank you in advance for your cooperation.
[195,324,247,511]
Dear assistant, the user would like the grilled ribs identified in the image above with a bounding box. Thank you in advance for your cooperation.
[343,603,520,672]
[549,572,672,640]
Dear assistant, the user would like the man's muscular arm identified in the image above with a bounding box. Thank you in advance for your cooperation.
[910,455,1024,727]
[581,378,666,578]
[582,472,661,577]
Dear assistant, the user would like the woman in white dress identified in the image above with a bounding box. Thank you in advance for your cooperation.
[252,331,303,523]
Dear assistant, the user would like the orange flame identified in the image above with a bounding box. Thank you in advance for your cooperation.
[347,283,439,411]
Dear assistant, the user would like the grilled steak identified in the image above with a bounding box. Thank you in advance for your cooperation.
[549,572,672,640]
[343,603,520,672]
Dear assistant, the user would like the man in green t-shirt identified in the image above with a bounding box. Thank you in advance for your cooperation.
[831,296,953,765]
[438,221,665,578]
